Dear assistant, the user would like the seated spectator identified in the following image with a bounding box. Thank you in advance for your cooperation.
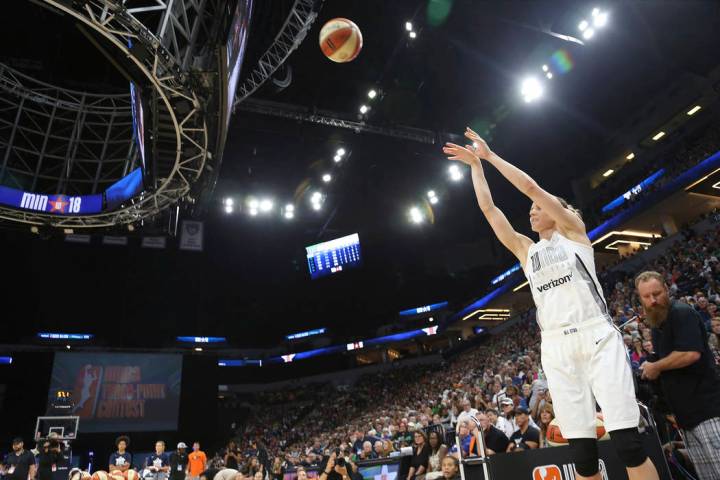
[709,317,720,369]
[425,431,448,480]
[453,420,480,458]
[439,457,460,480]
[407,432,430,480]
[357,442,375,461]
[496,399,516,438]
[109,436,133,477]
[630,338,648,366]
[519,384,532,409]
[372,441,385,459]
[536,404,555,449]
[144,441,170,480]
[455,399,477,426]
[477,412,509,456]
[506,408,539,452]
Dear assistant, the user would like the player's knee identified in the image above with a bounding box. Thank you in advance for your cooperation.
[609,428,647,468]
[567,438,599,477]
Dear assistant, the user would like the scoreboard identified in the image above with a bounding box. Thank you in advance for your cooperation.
[306,233,361,280]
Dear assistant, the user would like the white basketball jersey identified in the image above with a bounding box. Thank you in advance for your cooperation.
[523,231,610,331]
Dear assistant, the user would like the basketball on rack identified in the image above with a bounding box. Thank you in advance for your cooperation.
[319,18,363,63]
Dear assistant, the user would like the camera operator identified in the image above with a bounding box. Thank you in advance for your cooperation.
[636,271,720,479]
[36,436,64,480]
[2,438,36,480]
[318,450,359,480]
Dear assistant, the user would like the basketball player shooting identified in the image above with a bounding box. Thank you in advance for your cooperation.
[442,129,659,480]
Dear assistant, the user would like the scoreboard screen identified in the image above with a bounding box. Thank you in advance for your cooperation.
[306,233,361,280]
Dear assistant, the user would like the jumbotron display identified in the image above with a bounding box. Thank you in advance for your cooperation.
[306,233,361,280]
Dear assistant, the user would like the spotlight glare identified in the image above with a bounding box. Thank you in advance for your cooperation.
[594,11,608,27]
[427,190,436,198]
[249,209,258,216]
[520,77,543,103]
[687,105,702,116]
[66,345,71,350]
[284,211,295,219]
[602,169,614,177]
[312,203,321,211]
[360,105,369,114]
[409,207,424,224]
[337,148,346,156]
[429,196,439,205]
[591,7,600,17]
[542,64,548,72]
[247,198,259,210]
[652,131,665,141]
[260,199,273,212]
[311,191,322,202]
[582,28,595,39]
[224,205,233,214]
[368,89,377,99]
[223,197,234,207]
[405,21,413,32]
[334,154,342,162]
[409,31,417,39]
[448,164,464,181]
[194,347,203,352]
[546,72,553,79]
[578,20,588,31]
[626,152,635,160]
[322,173,332,183]
[285,204,295,212]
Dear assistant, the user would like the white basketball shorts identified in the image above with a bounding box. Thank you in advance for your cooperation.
[540,317,639,438]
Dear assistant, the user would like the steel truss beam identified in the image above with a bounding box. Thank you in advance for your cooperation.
[0,0,224,228]
[237,98,438,144]
[234,0,319,104]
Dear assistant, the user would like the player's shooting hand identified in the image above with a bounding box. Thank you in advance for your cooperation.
[442,143,480,167]
[463,128,493,160]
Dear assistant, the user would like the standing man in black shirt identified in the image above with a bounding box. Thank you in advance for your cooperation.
[636,271,720,480]
[169,443,189,480]
[2,438,37,480]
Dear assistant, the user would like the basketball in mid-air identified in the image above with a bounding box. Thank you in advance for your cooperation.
[319,18,363,63]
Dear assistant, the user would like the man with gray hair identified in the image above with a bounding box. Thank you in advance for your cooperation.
[636,270,720,479]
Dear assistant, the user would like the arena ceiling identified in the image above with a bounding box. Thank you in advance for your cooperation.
[2,0,719,349]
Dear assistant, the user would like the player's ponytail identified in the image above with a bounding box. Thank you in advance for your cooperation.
[556,196,582,220]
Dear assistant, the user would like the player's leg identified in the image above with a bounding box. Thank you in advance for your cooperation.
[588,325,659,480]
[541,335,598,477]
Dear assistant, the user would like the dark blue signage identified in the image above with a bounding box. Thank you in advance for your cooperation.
[0,186,102,215]
[38,333,94,341]
[177,336,226,344]
[399,301,448,317]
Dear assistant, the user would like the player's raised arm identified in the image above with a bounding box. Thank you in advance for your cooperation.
[442,142,533,266]
[464,128,585,238]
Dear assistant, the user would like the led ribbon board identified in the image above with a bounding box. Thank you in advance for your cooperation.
[0,186,102,215]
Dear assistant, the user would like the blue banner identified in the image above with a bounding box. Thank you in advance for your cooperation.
[0,186,102,215]
[48,353,182,432]
[398,301,448,317]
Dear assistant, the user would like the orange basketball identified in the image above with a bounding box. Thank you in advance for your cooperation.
[319,18,363,63]
[91,471,109,480]
[546,416,610,447]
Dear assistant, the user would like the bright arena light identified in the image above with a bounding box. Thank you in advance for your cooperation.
[594,11,608,28]
[520,77,543,103]
[285,204,295,212]
[360,105,369,114]
[312,203,322,211]
[337,148,346,156]
[249,209,258,216]
[448,164,464,181]
[284,211,294,219]
[542,64,549,72]
[311,191,322,202]
[626,152,635,160]
[260,199,273,212]
[223,197,234,207]
[578,20,589,31]
[591,7,600,17]
[409,207,424,224]
[322,173,332,183]
[582,28,595,40]
[546,72,553,79]
[224,205,233,214]
[405,21,413,32]
[687,105,702,116]
[409,31,417,39]
[652,131,666,141]
[429,196,439,205]
[427,190,436,198]
[368,89,377,99]
[334,155,342,163]
[603,169,614,177]
[247,198,259,210]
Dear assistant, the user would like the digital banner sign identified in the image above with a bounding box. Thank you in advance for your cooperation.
[48,353,182,432]
[0,186,102,215]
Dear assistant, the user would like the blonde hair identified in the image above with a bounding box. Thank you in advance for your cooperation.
[634,271,666,289]
[556,196,582,220]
